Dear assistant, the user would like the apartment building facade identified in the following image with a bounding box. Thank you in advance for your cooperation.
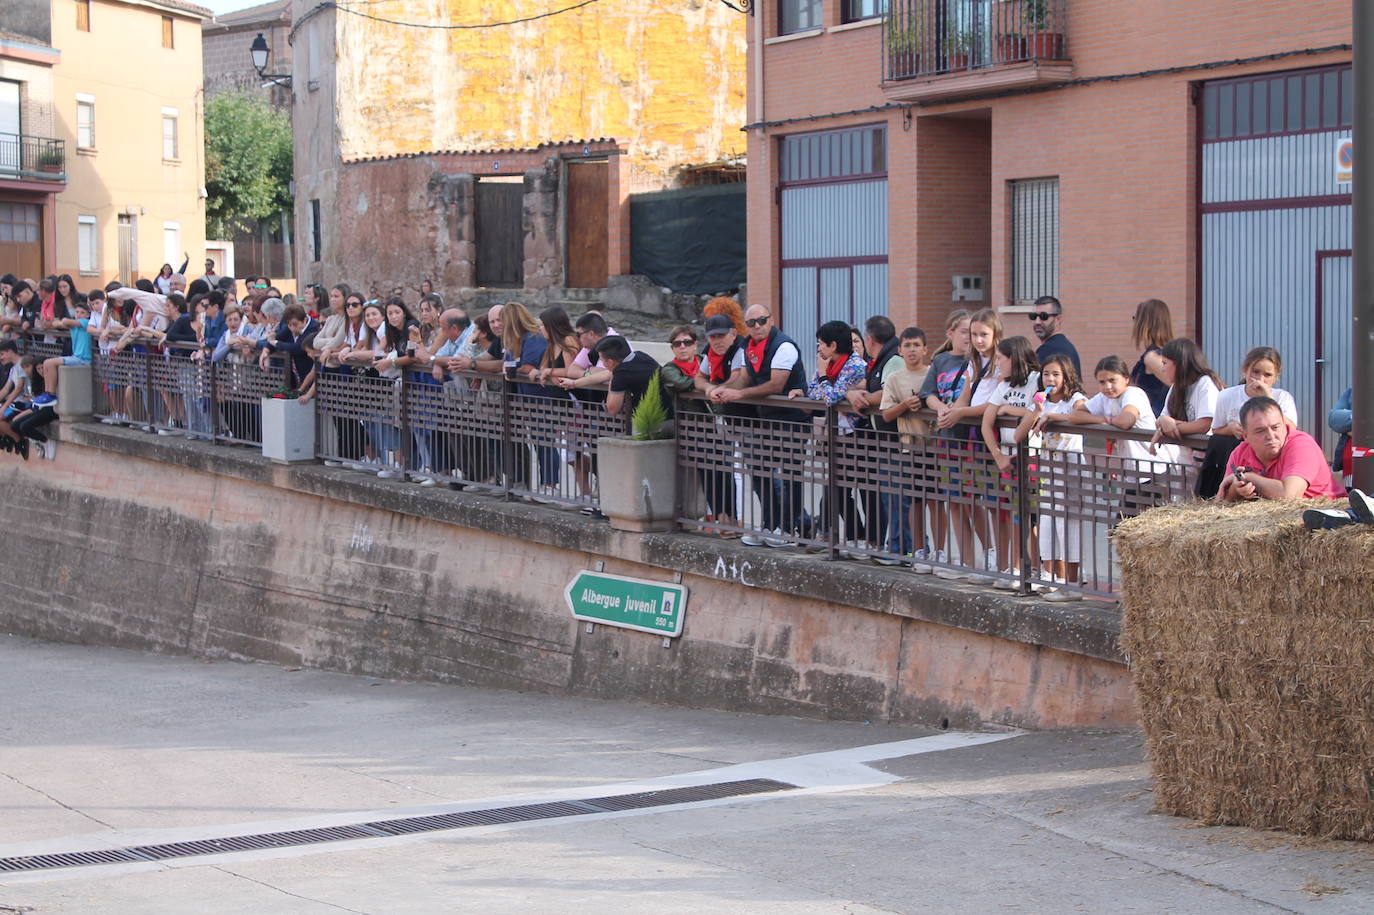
[49,0,209,285]
[747,0,1353,444]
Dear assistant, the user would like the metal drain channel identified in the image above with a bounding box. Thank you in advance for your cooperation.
[0,778,797,874]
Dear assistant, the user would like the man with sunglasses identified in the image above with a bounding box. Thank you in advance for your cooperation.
[711,304,807,547]
[1028,295,1081,377]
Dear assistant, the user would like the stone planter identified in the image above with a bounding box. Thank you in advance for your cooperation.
[596,436,678,532]
[261,396,315,463]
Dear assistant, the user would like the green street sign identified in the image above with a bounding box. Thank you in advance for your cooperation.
[564,570,688,637]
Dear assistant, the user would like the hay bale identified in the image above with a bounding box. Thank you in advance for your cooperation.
[1117,498,1374,841]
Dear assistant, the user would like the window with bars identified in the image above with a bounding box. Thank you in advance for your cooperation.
[1202,65,1352,142]
[779,0,821,35]
[779,125,886,184]
[1010,177,1059,306]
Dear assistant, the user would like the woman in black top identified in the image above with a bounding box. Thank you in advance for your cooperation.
[1129,298,1173,417]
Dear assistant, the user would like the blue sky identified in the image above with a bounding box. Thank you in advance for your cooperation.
[201,0,270,15]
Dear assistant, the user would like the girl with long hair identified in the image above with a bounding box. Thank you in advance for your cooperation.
[1029,353,1089,598]
[1151,336,1221,466]
[1130,298,1174,416]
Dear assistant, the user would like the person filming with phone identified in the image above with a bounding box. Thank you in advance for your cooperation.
[1219,396,1345,501]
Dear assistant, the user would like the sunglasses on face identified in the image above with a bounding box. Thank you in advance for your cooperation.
[744,317,770,328]
[671,338,696,347]
[1027,312,1059,322]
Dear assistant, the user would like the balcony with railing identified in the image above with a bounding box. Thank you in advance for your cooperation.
[883,0,1072,102]
[0,133,67,184]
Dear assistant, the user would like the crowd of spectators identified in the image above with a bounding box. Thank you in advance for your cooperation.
[0,268,1354,594]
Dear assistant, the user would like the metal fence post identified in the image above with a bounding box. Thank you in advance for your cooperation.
[1015,435,1032,596]
[397,370,410,475]
[500,377,514,501]
[209,357,221,444]
[141,349,154,430]
[825,404,840,560]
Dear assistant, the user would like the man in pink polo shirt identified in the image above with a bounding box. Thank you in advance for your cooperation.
[1220,396,1345,502]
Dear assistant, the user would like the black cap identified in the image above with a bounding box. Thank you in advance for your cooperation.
[703,315,734,336]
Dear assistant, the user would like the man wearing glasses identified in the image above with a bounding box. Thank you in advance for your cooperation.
[710,304,807,547]
[1028,295,1081,377]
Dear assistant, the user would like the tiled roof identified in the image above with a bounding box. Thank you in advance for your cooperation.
[0,28,53,48]
[344,137,624,165]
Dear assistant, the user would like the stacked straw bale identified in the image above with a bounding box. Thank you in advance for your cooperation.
[1116,498,1374,840]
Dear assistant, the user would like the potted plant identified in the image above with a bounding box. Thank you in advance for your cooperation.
[1021,0,1064,59]
[35,147,63,174]
[944,21,973,71]
[885,6,923,78]
[261,388,315,463]
[596,370,678,532]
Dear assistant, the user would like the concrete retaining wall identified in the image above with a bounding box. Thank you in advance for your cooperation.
[0,424,1136,729]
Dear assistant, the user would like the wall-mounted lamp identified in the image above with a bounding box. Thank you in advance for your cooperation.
[250,33,292,87]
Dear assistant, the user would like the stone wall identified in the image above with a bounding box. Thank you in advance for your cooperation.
[0,423,1137,730]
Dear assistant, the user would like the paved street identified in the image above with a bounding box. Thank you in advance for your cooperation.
[2,634,1373,913]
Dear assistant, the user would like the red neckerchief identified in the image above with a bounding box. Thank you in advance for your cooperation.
[745,335,767,373]
[866,358,876,375]
[825,355,847,382]
[706,348,729,382]
[672,356,700,378]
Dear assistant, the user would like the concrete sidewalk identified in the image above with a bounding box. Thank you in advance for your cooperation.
[2,635,1373,913]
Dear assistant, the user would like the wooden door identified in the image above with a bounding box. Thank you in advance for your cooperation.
[475,180,524,288]
[565,160,608,288]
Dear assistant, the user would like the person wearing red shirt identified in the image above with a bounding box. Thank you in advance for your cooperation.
[1221,396,1345,502]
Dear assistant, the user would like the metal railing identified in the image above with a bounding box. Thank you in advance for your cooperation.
[0,133,67,183]
[313,368,628,508]
[74,336,1213,603]
[91,341,291,447]
[674,391,1202,601]
[884,0,1068,81]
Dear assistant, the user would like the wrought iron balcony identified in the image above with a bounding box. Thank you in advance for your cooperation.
[884,0,1068,82]
[0,133,67,183]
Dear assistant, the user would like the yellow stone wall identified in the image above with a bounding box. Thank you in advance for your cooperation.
[333,0,746,184]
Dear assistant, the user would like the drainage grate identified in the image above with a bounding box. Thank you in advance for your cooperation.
[0,778,796,873]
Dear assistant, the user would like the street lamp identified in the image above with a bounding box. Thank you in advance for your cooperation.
[249,32,291,87]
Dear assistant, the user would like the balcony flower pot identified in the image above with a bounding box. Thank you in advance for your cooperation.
[261,393,315,463]
[1025,31,1065,59]
[997,33,1026,61]
[944,53,971,72]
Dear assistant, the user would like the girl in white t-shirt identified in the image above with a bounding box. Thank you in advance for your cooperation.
[1150,337,1220,466]
[980,335,1040,587]
[1197,346,1297,499]
[1029,353,1089,599]
[1060,355,1180,515]
[938,307,1002,582]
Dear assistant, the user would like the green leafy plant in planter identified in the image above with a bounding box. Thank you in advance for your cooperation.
[35,148,63,172]
[945,20,974,69]
[631,370,671,440]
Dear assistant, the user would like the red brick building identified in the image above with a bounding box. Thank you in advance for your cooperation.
[746,0,1353,444]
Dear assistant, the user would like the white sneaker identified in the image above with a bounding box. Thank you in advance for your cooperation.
[993,571,1019,590]
[42,441,56,460]
[1044,587,1083,602]
[418,477,438,487]
[347,462,370,472]
[740,532,765,547]
[763,529,790,548]
[911,549,933,574]
[323,459,343,467]
[99,416,120,425]
[377,468,402,479]
[967,549,997,585]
